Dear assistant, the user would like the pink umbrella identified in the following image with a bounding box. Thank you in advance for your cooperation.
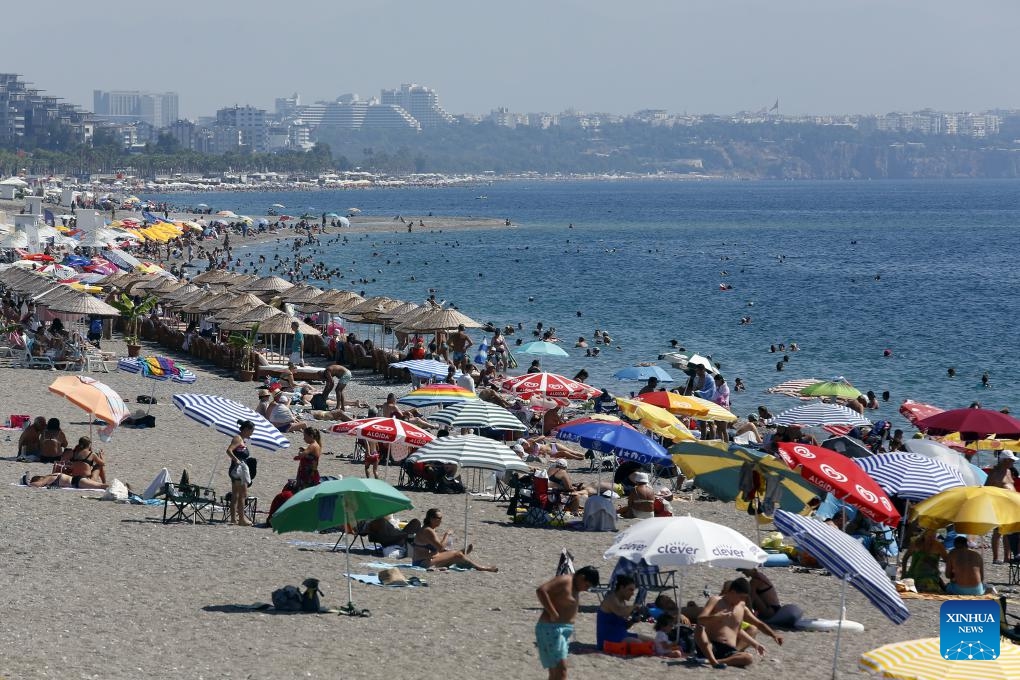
[899,399,944,426]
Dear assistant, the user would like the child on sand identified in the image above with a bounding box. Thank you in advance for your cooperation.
[653,614,686,658]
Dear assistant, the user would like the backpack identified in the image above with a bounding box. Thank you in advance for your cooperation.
[310,393,328,411]
[271,585,303,611]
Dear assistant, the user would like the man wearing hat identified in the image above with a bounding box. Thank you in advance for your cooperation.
[987,451,1019,564]
[620,471,655,519]
[255,388,272,418]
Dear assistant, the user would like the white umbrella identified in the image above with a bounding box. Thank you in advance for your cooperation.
[407,434,529,548]
[904,439,988,486]
[772,402,871,428]
[604,515,767,569]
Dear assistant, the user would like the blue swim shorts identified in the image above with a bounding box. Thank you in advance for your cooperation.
[535,622,573,669]
[946,582,985,596]
[452,351,465,362]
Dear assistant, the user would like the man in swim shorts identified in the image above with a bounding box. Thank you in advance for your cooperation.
[322,364,352,411]
[448,323,473,371]
[535,565,600,680]
[695,578,770,668]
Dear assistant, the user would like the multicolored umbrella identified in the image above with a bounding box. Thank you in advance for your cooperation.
[777,442,900,526]
[633,391,709,417]
[329,417,435,448]
[397,384,478,408]
[48,375,130,442]
[671,441,818,514]
[768,378,824,399]
[910,486,1020,535]
[499,372,601,401]
[117,356,197,383]
[860,637,1020,678]
[774,510,910,679]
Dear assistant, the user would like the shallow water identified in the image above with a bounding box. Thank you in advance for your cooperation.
[148,179,1020,426]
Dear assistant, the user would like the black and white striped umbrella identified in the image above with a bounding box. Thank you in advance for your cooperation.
[407,434,530,474]
[389,359,460,380]
[772,402,871,428]
[172,393,290,451]
[855,452,966,501]
[427,401,527,432]
[774,509,909,677]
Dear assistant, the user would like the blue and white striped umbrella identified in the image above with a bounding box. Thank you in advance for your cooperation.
[406,434,530,474]
[427,400,527,431]
[172,393,290,451]
[117,357,198,383]
[774,510,910,625]
[389,359,460,381]
[855,452,966,501]
[772,402,871,428]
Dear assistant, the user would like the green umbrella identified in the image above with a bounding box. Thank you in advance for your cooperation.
[272,478,413,616]
[799,377,862,400]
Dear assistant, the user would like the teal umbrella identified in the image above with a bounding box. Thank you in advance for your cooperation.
[515,340,569,358]
[272,478,413,616]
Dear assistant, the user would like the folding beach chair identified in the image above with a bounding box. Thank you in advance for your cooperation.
[162,482,218,524]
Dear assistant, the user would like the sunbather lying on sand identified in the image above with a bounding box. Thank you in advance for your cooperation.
[410,508,498,572]
[25,472,108,490]
[518,436,586,461]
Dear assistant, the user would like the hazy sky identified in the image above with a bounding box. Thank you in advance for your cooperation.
[10,0,1020,119]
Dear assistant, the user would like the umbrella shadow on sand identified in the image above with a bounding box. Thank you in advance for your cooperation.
[202,603,337,615]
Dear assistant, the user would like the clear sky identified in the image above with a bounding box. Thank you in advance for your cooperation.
[11,0,1020,119]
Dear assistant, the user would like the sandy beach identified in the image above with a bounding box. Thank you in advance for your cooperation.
[0,333,990,680]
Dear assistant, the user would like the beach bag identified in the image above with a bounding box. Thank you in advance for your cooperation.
[102,479,129,501]
[272,585,303,611]
[300,578,323,613]
[229,461,252,485]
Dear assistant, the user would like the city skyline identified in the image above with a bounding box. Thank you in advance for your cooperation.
[8,0,1020,119]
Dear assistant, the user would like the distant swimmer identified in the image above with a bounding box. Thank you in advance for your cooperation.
[947,367,956,378]
[982,372,990,387]
[883,349,892,357]
[576,311,582,317]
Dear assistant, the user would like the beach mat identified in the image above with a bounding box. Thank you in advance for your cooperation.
[360,561,469,572]
[345,573,427,588]
[12,482,105,494]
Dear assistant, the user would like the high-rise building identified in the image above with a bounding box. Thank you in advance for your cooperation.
[92,90,179,128]
[0,74,91,147]
[379,83,455,128]
[297,98,421,131]
[214,105,267,152]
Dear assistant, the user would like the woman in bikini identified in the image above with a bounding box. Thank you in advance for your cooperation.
[227,420,255,526]
[411,508,498,572]
[64,436,107,485]
[26,472,107,490]
[39,418,69,463]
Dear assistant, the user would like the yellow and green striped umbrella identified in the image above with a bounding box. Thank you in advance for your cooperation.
[861,637,1020,679]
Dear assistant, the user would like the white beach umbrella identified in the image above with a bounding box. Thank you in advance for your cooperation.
[604,515,767,569]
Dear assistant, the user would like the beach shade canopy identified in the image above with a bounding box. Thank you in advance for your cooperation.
[515,341,569,358]
[376,300,419,321]
[861,637,1020,677]
[280,284,324,304]
[117,356,197,384]
[397,384,478,408]
[239,275,294,294]
[396,307,481,332]
[671,441,819,514]
[553,418,670,466]
[388,359,460,381]
[903,439,987,486]
[909,486,1020,535]
[318,290,365,313]
[915,408,1020,440]
[427,400,527,432]
[774,509,910,624]
[614,398,695,442]
[853,452,965,502]
[256,314,321,337]
[799,377,862,400]
[407,434,530,475]
[220,304,281,330]
[604,515,767,569]
[773,402,872,428]
[330,417,435,448]
[613,365,674,382]
[898,399,944,426]
[172,393,289,451]
[499,372,601,401]
[44,292,121,317]
[48,375,131,442]
[777,442,900,526]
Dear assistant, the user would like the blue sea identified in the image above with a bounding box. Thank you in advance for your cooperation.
[146,179,1020,427]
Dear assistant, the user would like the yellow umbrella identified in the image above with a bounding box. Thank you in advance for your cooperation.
[615,398,695,442]
[861,637,1020,679]
[68,282,103,293]
[910,486,1020,535]
[680,395,737,423]
[943,432,1020,451]
[633,391,711,417]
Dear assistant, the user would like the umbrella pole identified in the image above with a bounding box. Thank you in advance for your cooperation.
[344,496,355,608]
[897,500,910,574]
[464,489,470,552]
[831,576,848,680]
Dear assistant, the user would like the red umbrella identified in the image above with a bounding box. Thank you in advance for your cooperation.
[915,408,1020,440]
[499,372,601,400]
[899,399,944,426]
[777,442,901,526]
[330,417,434,448]
[554,414,638,432]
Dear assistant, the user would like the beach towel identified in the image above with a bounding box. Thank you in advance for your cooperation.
[142,467,172,500]
[899,591,1000,601]
[360,561,469,572]
[345,573,427,587]
[12,482,105,494]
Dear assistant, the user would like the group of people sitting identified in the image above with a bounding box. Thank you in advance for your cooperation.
[18,417,109,490]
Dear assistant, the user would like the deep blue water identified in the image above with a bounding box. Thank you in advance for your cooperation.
[146,180,1020,427]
